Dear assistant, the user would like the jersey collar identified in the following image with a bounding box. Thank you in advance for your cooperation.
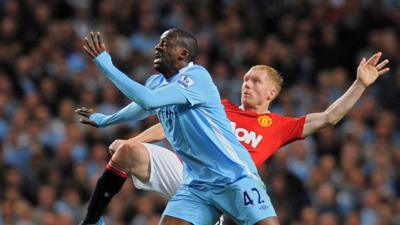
[239,104,270,114]
[165,62,194,83]
[179,62,194,73]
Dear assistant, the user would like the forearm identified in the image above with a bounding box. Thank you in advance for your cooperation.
[303,79,366,137]
[325,79,366,124]
[90,102,151,127]
[94,52,187,109]
[129,123,165,143]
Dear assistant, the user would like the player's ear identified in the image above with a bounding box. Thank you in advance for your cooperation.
[178,48,189,61]
[267,89,277,101]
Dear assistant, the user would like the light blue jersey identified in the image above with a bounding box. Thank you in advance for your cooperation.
[93,52,259,187]
[145,64,260,187]
[92,52,276,224]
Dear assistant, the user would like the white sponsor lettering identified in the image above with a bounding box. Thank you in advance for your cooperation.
[231,122,263,148]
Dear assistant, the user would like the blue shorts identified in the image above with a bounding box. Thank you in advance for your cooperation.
[163,176,276,225]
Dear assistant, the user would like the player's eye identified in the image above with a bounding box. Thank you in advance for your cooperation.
[254,79,261,84]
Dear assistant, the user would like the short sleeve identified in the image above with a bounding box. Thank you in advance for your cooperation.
[279,116,306,146]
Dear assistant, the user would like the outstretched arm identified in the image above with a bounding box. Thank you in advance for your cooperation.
[83,32,189,110]
[302,52,390,137]
[95,52,189,109]
[75,101,152,128]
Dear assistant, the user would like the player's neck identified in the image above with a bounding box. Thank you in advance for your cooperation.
[163,61,190,78]
[241,103,270,114]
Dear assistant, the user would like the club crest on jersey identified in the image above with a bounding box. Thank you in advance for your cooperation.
[258,115,272,127]
[178,75,194,88]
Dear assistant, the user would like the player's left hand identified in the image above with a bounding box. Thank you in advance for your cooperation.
[75,107,98,127]
[83,31,107,59]
[356,52,390,87]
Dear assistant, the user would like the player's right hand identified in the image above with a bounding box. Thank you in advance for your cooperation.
[75,107,98,127]
[83,31,107,59]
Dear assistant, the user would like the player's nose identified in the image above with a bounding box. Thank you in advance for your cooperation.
[155,42,162,51]
[243,81,251,89]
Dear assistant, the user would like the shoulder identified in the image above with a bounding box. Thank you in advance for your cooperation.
[183,64,210,78]
[268,112,289,121]
[269,112,285,119]
[176,64,212,88]
[269,112,304,124]
[221,99,237,109]
[189,64,209,72]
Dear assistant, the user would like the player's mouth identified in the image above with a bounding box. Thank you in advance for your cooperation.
[242,92,251,97]
[154,52,162,64]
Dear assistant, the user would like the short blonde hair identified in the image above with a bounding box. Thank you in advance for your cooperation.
[249,65,283,94]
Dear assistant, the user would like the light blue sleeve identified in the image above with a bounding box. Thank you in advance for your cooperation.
[94,52,189,110]
[89,102,153,127]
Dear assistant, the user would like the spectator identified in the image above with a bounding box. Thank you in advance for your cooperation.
[0,1,399,225]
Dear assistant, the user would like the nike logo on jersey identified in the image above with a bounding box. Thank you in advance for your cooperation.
[231,122,263,148]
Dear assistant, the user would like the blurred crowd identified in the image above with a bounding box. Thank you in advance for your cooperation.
[0,0,400,225]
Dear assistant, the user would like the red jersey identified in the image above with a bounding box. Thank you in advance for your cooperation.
[222,99,306,168]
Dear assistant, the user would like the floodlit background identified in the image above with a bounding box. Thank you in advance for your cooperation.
[0,0,399,225]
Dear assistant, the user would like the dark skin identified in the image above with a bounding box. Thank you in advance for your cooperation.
[153,30,191,78]
[78,30,191,126]
[81,31,280,225]
[74,107,97,127]
[82,30,189,77]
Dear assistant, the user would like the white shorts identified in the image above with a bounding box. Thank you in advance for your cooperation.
[131,143,183,199]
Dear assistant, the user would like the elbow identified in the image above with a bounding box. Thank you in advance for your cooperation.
[326,113,340,126]
[327,119,339,126]
[136,99,157,111]
[129,91,160,111]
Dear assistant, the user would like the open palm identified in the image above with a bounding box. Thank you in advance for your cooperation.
[83,31,107,59]
[357,52,390,87]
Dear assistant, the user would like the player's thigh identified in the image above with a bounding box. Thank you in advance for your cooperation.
[163,186,221,225]
[213,177,277,225]
[131,143,183,199]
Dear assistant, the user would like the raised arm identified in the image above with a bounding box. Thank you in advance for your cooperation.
[83,32,189,110]
[75,101,152,128]
[302,52,390,137]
